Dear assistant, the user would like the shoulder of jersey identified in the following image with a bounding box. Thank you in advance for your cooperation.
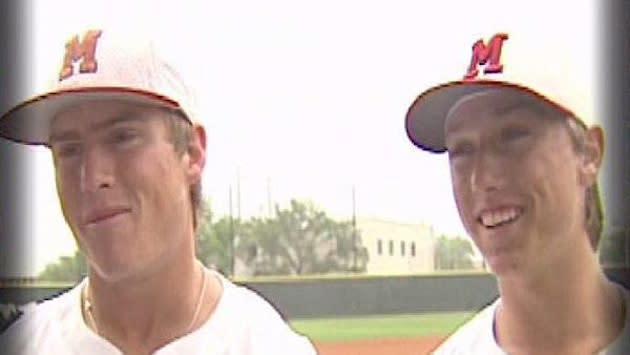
[432,300,501,354]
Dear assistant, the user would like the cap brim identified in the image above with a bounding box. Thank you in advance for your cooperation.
[404,80,575,153]
[0,88,182,146]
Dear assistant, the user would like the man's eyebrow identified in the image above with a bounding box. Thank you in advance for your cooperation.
[49,113,145,144]
[49,130,79,144]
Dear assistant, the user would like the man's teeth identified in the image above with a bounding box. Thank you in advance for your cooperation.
[480,208,521,228]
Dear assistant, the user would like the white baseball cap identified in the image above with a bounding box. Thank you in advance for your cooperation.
[0,28,198,146]
[405,28,598,153]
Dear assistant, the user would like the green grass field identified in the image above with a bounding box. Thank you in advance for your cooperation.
[289,311,473,343]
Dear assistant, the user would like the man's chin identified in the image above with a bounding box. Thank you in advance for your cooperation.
[88,260,149,284]
[483,250,521,276]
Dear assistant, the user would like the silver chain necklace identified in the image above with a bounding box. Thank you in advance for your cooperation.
[82,264,208,336]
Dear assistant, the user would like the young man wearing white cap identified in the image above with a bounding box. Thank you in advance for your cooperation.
[405,31,630,354]
[0,28,316,355]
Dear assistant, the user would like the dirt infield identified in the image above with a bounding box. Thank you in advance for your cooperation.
[314,336,445,355]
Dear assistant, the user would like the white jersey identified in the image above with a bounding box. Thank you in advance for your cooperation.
[433,284,630,355]
[0,270,317,355]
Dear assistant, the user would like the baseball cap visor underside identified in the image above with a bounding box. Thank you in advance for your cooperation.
[405,80,578,153]
[0,88,183,146]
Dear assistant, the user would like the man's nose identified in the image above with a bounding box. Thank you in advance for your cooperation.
[470,151,506,194]
[80,146,114,192]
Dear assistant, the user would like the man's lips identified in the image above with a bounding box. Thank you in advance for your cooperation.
[476,205,524,228]
[84,207,131,226]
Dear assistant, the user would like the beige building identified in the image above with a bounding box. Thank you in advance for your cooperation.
[233,216,438,277]
[356,217,436,275]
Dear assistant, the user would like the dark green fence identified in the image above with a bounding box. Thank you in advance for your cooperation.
[2,267,628,320]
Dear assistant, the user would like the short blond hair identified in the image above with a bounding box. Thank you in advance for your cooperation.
[564,118,604,250]
[162,109,203,231]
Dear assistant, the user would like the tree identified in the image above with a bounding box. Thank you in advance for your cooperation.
[38,250,87,282]
[196,202,239,276]
[434,235,475,270]
[237,199,368,276]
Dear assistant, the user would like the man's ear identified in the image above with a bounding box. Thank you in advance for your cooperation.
[186,124,207,185]
[580,125,604,187]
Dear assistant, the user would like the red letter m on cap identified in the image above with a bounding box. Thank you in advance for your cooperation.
[464,33,508,80]
[59,30,103,81]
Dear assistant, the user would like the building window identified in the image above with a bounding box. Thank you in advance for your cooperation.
[401,241,406,256]
[411,242,416,257]
[377,239,382,255]
[389,240,394,256]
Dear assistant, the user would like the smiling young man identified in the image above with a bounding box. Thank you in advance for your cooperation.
[0,28,316,355]
[405,30,630,355]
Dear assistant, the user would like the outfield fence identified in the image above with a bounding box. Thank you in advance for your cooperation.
[1,267,628,320]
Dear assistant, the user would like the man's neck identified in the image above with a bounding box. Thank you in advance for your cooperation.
[85,255,222,355]
[495,245,625,354]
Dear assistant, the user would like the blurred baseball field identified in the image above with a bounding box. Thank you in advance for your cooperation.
[290,311,473,355]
